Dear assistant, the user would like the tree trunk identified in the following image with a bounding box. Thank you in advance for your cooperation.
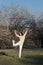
[41,40,43,48]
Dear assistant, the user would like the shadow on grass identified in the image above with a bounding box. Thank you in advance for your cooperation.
[0,52,8,56]
[0,52,14,58]
[19,55,43,65]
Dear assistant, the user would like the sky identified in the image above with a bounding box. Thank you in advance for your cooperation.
[0,0,43,13]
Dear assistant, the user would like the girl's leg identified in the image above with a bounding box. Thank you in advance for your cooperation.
[12,40,20,47]
[19,44,23,58]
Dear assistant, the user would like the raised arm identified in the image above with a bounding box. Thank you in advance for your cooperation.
[24,29,28,36]
[14,30,20,38]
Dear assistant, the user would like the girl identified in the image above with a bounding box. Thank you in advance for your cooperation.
[12,29,28,58]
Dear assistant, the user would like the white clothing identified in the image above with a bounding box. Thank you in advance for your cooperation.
[12,30,28,58]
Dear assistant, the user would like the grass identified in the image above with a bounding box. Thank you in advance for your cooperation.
[0,48,43,65]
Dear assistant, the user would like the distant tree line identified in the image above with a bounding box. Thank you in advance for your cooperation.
[0,6,43,49]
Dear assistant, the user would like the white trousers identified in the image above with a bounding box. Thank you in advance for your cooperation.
[12,40,23,58]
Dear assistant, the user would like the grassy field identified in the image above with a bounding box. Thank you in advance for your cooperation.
[0,48,43,65]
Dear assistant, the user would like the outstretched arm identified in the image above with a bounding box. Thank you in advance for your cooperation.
[24,29,28,36]
[14,30,20,38]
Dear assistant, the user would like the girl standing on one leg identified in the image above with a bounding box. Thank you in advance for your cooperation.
[12,29,28,58]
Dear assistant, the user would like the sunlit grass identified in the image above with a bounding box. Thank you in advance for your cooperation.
[0,48,43,65]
